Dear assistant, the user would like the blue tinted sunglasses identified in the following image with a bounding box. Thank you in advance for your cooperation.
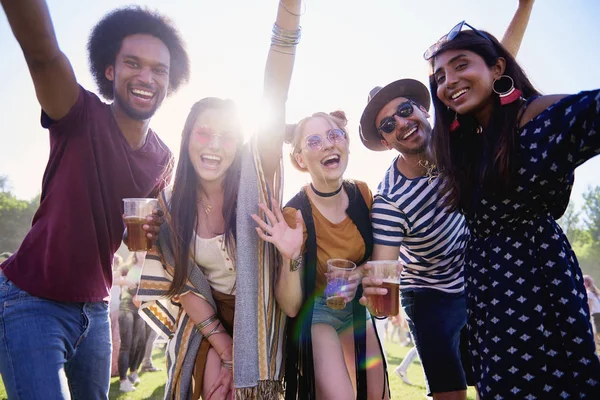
[304,128,346,151]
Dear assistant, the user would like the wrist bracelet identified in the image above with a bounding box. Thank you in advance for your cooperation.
[221,359,233,370]
[196,314,218,332]
[204,323,226,338]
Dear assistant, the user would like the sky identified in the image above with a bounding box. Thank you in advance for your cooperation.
[1,0,599,209]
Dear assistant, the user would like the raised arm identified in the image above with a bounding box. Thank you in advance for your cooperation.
[257,0,302,186]
[500,0,535,57]
[1,0,79,121]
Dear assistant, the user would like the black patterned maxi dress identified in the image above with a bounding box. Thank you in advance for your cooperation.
[465,91,600,399]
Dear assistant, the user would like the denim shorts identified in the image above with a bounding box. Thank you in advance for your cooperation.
[401,289,473,395]
[312,296,370,333]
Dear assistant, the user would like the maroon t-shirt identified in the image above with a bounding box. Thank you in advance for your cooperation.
[0,86,173,302]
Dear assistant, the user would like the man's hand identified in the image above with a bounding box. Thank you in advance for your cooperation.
[142,208,165,245]
[358,263,390,312]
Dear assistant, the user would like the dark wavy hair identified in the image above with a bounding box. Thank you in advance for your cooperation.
[428,30,540,213]
[87,6,190,100]
[166,98,243,297]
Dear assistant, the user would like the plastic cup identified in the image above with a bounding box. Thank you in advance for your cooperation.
[123,198,158,251]
[367,260,402,317]
[325,259,357,310]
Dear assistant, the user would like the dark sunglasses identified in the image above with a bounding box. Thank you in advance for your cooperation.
[304,128,346,151]
[377,101,417,134]
[423,20,493,60]
[192,125,239,150]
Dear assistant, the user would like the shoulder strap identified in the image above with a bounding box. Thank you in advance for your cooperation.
[517,95,541,129]
[284,188,317,399]
[343,181,373,264]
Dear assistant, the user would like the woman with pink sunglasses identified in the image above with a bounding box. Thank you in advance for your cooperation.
[136,1,302,399]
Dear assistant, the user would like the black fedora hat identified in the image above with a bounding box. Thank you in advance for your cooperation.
[359,79,431,151]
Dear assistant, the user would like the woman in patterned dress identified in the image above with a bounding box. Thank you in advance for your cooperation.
[425,25,600,398]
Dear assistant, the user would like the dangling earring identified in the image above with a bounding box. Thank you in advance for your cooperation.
[493,75,522,105]
[450,112,460,132]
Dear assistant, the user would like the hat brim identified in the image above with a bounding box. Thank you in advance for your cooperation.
[359,79,431,151]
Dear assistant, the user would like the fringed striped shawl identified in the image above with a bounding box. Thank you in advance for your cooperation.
[138,141,286,399]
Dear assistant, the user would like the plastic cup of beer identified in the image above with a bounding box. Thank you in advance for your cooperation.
[123,198,158,251]
[366,260,402,317]
[325,259,357,310]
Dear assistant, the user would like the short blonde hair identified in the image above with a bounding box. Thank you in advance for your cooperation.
[289,110,349,172]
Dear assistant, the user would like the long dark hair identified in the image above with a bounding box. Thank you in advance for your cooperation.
[166,98,242,297]
[428,30,540,212]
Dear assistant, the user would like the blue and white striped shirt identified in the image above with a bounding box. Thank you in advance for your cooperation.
[371,158,469,293]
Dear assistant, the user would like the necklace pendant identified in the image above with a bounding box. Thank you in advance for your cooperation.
[198,197,213,215]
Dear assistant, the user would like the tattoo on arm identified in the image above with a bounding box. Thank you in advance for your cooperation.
[290,254,303,272]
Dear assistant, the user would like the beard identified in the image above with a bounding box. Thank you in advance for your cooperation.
[113,84,162,121]
[395,121,432,155]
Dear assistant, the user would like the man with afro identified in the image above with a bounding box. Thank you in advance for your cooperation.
[0,1,190,398]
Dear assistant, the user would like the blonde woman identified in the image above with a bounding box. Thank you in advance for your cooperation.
[254,111,388,400]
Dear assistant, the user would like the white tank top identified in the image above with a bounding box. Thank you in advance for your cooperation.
[193,234,236,295]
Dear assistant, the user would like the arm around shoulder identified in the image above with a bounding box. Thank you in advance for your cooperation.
[1,0,79,121]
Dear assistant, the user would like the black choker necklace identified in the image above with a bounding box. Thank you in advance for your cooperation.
[310,183,343,198]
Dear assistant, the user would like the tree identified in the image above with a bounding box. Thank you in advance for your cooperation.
[0,176,40,253]
[583,185,600,243]
[557,202,581,244]
[577,186,600,285]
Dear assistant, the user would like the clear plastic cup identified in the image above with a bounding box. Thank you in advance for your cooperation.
[123,198,158,251]
[324,259,357,310]
[366,260,402,317]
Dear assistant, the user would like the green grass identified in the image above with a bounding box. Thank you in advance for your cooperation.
[385,340,477,400]
[0,351,167,400]
[107,351,167,400]
[0,342,476,399]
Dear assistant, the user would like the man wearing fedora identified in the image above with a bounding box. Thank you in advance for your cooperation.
[360,79,473,400]
[358,3,535,399]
